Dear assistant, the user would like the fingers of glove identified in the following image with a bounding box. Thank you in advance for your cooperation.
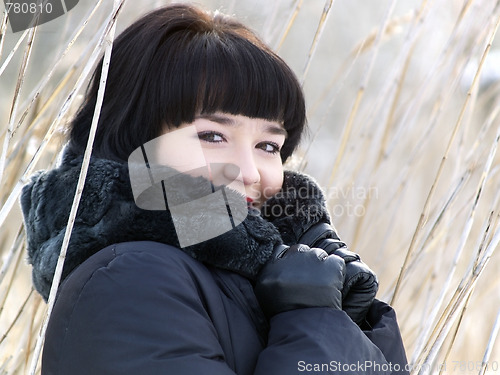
[314,238,348,255]
[271,244,291,260]
[319,251,346,291]
[341,262,378,326]
[331,247,360,263]
[265,246,345,285]
[255,246,346,316]
[342,261,379,299]
[276,244,337,262]
[280,243,313,258]
[298,222,340,246]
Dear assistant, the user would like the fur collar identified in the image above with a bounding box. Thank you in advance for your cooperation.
[20,150,330,301]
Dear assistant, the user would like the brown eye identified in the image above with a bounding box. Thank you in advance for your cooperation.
[257,142,280,154]
[198,131,225,143]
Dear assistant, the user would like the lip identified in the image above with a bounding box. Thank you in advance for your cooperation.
[246,197,260,210]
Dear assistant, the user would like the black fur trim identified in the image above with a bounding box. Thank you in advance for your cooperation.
[20,151,284,301]
[260,171,331,245]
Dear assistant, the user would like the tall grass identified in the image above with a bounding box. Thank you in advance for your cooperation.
[1,0,499,374]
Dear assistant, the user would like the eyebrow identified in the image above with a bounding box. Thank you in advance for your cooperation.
[197,113,288,138]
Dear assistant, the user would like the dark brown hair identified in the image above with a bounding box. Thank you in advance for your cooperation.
[68,4,306,162]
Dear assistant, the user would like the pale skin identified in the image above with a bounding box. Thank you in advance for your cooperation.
[154,112,287,208]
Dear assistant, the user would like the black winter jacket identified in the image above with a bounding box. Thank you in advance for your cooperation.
[21,151,409,374]
[43,240,407,375]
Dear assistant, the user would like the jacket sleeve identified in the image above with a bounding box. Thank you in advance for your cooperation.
[254,307,399,375]
[363,299,409,374]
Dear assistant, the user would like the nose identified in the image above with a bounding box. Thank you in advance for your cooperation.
[222,150,260,186]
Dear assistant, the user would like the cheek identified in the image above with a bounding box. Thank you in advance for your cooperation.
[260,165,284,200]
[153,127,206,171]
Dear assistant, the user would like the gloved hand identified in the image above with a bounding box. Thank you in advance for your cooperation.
[254,244,345,318]
[299,223,378,326]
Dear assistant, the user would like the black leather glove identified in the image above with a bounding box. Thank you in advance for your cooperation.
[254,244,345,318]
[260,171,377,324]
[299,223,378,326]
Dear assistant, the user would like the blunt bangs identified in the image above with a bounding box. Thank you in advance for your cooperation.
[68,4,306,162]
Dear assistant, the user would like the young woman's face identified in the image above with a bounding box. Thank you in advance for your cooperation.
[155,113,286,208]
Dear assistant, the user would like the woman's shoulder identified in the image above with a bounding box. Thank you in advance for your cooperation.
[60,241,215,298]
[75,239,211,274]
[109,240,209,267]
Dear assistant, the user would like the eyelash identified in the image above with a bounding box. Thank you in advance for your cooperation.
[260,142,281,155]
[198,131,225,144]
[197,131,281,155]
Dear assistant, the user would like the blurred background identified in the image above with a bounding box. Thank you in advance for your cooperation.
[1,0,499,373]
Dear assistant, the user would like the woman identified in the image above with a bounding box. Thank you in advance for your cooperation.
[21,4,408,374]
